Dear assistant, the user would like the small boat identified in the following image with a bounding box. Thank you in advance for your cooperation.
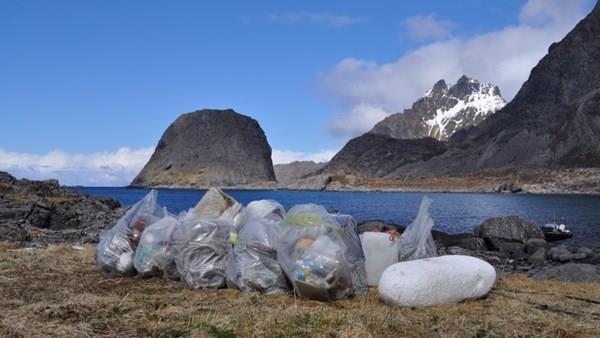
[541,219,573,241]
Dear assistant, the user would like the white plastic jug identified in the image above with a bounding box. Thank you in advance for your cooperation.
[360,232,401,287]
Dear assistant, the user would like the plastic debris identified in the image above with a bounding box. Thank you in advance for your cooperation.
[133,215,179,277]
[189,187,245,228]
[278,204,367,301]
[171,218,234,289]
[226,200,289,293]
[360,232,401,286]
[95,190,166,274]
[379,255,496,307]
[398,196,437,261]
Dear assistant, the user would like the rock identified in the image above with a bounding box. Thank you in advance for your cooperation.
[370,76,505,141]
[525,238,549,255]
[577,247,594,257]
[274,161,326,186]
[0,170,123,246]
[474,216,544,244]
[549,245,575,262]
[531,263,600,283]
[131,109,276,188]
[528,248,547,266]
[379,255,496,307]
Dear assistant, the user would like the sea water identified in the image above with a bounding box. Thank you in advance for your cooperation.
[73,187,600,246]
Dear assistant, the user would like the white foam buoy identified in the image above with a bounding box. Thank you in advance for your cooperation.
[360,232,401,286]
[378,255,496,307]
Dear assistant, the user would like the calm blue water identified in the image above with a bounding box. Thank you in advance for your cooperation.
[72,187,600,247]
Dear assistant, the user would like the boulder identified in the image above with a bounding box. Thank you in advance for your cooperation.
[549,245,574,263]
[378,255,496,307]
[525,238,549,255]
[474,216,543,255]
[528,248,547,266]
[531,263,600,283]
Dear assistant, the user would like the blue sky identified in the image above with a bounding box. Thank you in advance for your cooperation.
[0,0,594,185]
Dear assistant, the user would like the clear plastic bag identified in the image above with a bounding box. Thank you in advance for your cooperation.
[133,215,179,277]
[398,196,437,261]
[189,188,246,229]
[278,204,367,301]
[95,190,166,274]
[171,218,234,289]
[226,200,290,293]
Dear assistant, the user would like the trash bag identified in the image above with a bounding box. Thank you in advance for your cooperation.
[226,200,289,293]
[398,196,437,261]
[133,215,179,277]
[171,218,234,289]
[189,187,246,229]
[278,204,367,301]
[95,190,166,274]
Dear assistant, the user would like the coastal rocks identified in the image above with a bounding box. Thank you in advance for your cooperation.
[531,263,600,283]
[0,171,124,246]
[528,248,547,266]
[379,255,496,307]
[131,109,276,188]
[474,216,544,253]
[549,245,575,263]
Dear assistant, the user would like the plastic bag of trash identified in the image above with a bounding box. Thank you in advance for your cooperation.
[398,196,437,261]
[171,218,234,289]
[278,204,367,301]
[133,215,179,277]
[95,190,166,274]
[188,187,246,229]
[226,200,289,293]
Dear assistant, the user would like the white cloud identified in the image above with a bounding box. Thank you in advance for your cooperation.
[0,147,153,186]
[321,0,593,139]
[403,14,457,42]
[268,11,366,27]
[272,149,337,165]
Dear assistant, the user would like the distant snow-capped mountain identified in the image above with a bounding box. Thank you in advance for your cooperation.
[370,75,506,141]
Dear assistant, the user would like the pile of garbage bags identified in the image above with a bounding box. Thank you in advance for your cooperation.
[96,189,447,303]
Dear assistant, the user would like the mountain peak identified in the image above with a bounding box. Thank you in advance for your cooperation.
[370,77,506,141]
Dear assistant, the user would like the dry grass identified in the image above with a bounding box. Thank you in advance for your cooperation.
[1,243,599,338]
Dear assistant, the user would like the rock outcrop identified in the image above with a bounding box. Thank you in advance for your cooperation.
[274,161,326,185]
[371,76,505,141]
[0,171,123,245]
[131,109,276,188]
[322,134,447,177]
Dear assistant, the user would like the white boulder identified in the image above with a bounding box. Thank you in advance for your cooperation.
[378,255,496,307]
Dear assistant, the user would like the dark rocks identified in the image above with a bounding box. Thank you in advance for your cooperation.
[549,245,575,263]
[531,263,600,283]
[474,216,545,255]
[528,248,547,266]
[131,109,276,188]
[525,238,549,255]
[0,171,124,246]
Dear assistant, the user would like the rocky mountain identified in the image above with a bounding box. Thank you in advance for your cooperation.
[404,2,600,176]
[0,171,123,245]
[323,134,447,177]
[370,76,506,141]
[131,109,276,188]
[274,161,326,185]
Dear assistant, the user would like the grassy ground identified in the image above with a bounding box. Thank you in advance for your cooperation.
[1,243,599,338]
